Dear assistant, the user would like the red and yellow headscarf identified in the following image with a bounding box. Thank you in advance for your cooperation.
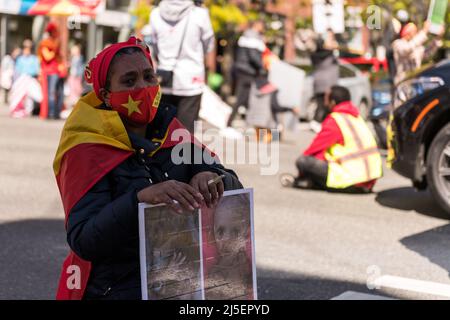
[85,36,153,98]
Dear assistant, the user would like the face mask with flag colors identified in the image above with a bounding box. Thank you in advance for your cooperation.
[109,85,162,126]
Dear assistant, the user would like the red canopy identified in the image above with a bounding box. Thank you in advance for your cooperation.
[28,0,101,17]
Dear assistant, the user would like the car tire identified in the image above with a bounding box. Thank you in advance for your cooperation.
[427,123,450,215]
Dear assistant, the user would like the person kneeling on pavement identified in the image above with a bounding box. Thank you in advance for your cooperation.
[53,37,242,300]
[283,86,382,193]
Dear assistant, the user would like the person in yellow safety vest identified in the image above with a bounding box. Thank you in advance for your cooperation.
[284,85,383,192]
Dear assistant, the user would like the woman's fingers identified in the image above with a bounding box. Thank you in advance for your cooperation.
[161,194,183,214]
[176,182,204,207]
[208,180,219,206]
[217,180,225,199]
[199,180,212,208]
[166,183,203,212]
[174,185,199,210]
[167,189,194,212]
[191,179,211,208]
[139,181,208,213]
[146,179,221,212]
[186,183,205,204]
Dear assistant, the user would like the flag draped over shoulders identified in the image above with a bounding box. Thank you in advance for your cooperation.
[53,91,135,300]
[53,91,135,217]
[53,91,191,300]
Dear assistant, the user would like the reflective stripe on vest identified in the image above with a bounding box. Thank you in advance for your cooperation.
[325,112,383,189]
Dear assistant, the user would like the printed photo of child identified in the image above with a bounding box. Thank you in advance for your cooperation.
[202,191,256,300]
[139,189,256,300]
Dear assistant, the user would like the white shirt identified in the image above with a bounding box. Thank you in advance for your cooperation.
[149,6,215,96]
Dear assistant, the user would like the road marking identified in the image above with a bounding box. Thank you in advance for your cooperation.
[373,275,450,298]
[332,291,394,300]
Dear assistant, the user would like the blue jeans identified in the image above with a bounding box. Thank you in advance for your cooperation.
[47,74,64,118]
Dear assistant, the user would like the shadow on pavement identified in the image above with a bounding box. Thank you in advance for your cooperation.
[256,268,397,300]
[400,224,450,278]
[0,219,67,300]
[375,187,448,220]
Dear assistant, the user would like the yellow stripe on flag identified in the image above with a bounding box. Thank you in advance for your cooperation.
[53,91,134,175]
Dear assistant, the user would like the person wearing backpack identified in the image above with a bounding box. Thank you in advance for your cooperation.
[149,0,215,133]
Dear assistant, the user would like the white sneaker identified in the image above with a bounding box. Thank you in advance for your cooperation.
[220,127,243,140]
[238,106,247,116]
[309,120,322,133]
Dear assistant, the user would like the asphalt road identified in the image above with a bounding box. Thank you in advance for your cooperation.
[1,107,450,300]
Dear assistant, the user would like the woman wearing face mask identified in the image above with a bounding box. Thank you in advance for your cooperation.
[53,37,242,300]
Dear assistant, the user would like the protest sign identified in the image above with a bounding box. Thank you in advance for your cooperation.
[139,189,256,300]
[199,86,232,129]
[427,0,448,35]
[313,0,345,34]
[269,59,306,110]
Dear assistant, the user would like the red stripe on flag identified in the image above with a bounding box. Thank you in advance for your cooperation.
[56,143,133,223]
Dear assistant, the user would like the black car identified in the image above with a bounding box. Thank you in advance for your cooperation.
[370,77,392,149]
[389,59,450,214]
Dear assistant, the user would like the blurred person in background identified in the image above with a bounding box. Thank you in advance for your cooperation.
[249,76,300,144]
[246,47,299,143]
[385,9,410,83]
[149,0,215,133]
[281,86,382,193]
[223,20,266,138]
[9,39,42,118]
[38,22,65,119]
[392,21,444,85]
[294,28,318,53]
[61,44,84,119]
[15,39,40,78]
[309,29,339,133]
[0,47,21,103]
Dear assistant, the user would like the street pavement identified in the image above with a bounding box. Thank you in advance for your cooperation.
[1,107,450,300]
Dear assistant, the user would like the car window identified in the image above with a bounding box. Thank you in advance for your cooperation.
[339,65,356,78]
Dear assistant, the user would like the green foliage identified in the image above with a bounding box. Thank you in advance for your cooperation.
[206,0,248,37]
[295,17,312,29]
[130,0,153,31]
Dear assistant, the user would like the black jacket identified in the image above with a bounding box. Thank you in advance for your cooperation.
[311,44,339,94]
[66,104,242,300]
[234,29,266,77]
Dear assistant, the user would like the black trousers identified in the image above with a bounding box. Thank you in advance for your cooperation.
[228,72,255,127]
[313,93,329,123]
[296,156,369,193]
[296,156,328,189]
[161,94,202,133]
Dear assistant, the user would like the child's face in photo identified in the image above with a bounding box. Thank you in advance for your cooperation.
[214,206,249,254]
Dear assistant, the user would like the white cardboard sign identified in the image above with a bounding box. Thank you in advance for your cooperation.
[313,0,345,34]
